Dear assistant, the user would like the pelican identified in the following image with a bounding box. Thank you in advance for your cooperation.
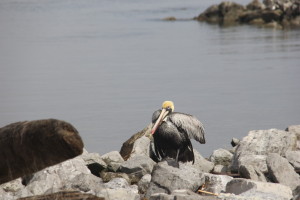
[151,101,206,164]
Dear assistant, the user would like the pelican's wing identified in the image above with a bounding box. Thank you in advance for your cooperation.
[168,112,206,144]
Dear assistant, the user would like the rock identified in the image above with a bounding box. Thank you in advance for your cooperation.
[231,137,240,147]
[231,129,297,172]
[293,185,300,200]
[239,165,267,182]
[101,151,124,172]
[150,190,218,200]
[285,150,300,170]
[100,171,131,183]
[0,119,84,184]
[195,1,245,25]
[22,156,94,196]
[183,149,214,173]
[266,153,300,190]
[129,136,151,159]
[209,148,233,166]
[96,178,140,200]
[18,191,104,200]
[120,124,152,160]
[226,178,293,199]
[202,173,233,194]
[286,125,300,149]
[212,165,228,174]
[138,174,151,194]
[231,154,268,174]
[145,160,205,199]
[0,178,24,193]
[118,155,155,180]
[81,151,107,177]
[247,0,266,10]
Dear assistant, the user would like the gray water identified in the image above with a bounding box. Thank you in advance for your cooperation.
[0,0,299,157]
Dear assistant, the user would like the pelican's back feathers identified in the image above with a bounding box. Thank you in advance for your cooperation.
[168,112,206,144]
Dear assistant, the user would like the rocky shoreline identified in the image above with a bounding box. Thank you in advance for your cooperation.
[1,122,300,200]
[165,0,300,29]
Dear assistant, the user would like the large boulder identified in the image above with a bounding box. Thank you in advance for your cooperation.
[231,129,297,172]
[145,161,205,199]
[266,153,300,190]
[226,178,293,199]
[239,164,267,182]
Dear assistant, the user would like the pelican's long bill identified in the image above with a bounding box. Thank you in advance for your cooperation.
[151,108,169,135]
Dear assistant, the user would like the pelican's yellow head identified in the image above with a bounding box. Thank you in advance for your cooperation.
[151,101,175,135]
[162,101,175,112]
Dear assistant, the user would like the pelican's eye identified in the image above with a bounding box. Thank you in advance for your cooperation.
[166,107,172,112]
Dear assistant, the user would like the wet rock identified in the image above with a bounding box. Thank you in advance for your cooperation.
[145,160,205,199]
[183,149,214,173]
[101,151,124,172]
[266,153,300,190]
[0,119,84,184]
[231,129,297,172]
[239,165,267,182]
[209,148,233,166]
[118,155,155,180]
[96,178,140,200]
[226,178,293,199]
[138,174,151,194]
[81,151,107,177]
[285,150,300,170]
[120,124,152,160]
[203,173,233,194]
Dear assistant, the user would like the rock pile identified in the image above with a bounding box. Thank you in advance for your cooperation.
[194,0,300,28]
[1,123,300,200]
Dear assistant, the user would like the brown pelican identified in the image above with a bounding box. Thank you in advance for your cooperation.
[151,101,206,164]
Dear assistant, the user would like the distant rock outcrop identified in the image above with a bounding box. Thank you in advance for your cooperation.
[194,0,300,28]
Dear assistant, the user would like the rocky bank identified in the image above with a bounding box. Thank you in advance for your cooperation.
[1,121,300,200]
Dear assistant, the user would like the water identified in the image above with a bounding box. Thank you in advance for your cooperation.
[0,0,299,157]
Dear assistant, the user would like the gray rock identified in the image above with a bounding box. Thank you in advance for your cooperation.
[239,165,267,182]
[203,173,233,194]
[285,150,300,170]
[81,151,107,176]
[138,174,151,194]
[0,188,14,200]
[183,149,214,173]
[232,154,268,174]
[100,171,131,183]
[0,178,24,193]
[118,155,155,179]
[293,185,300,200]
[150,189,217,200]
[231,129,297,172]
[96,178,140,200]
[212,165,228,174]
[266,153,300,190]
[101,151,124,172]
[145,161,205,199]
[129,136,151,159]
[209,148,233,166]
[150,193,174,200]
[231,137,240,147]
[19,156,93,197]
[226,178,293,199]
[286,125,300,150]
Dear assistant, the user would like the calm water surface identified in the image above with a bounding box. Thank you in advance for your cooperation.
[0,0,299,157]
